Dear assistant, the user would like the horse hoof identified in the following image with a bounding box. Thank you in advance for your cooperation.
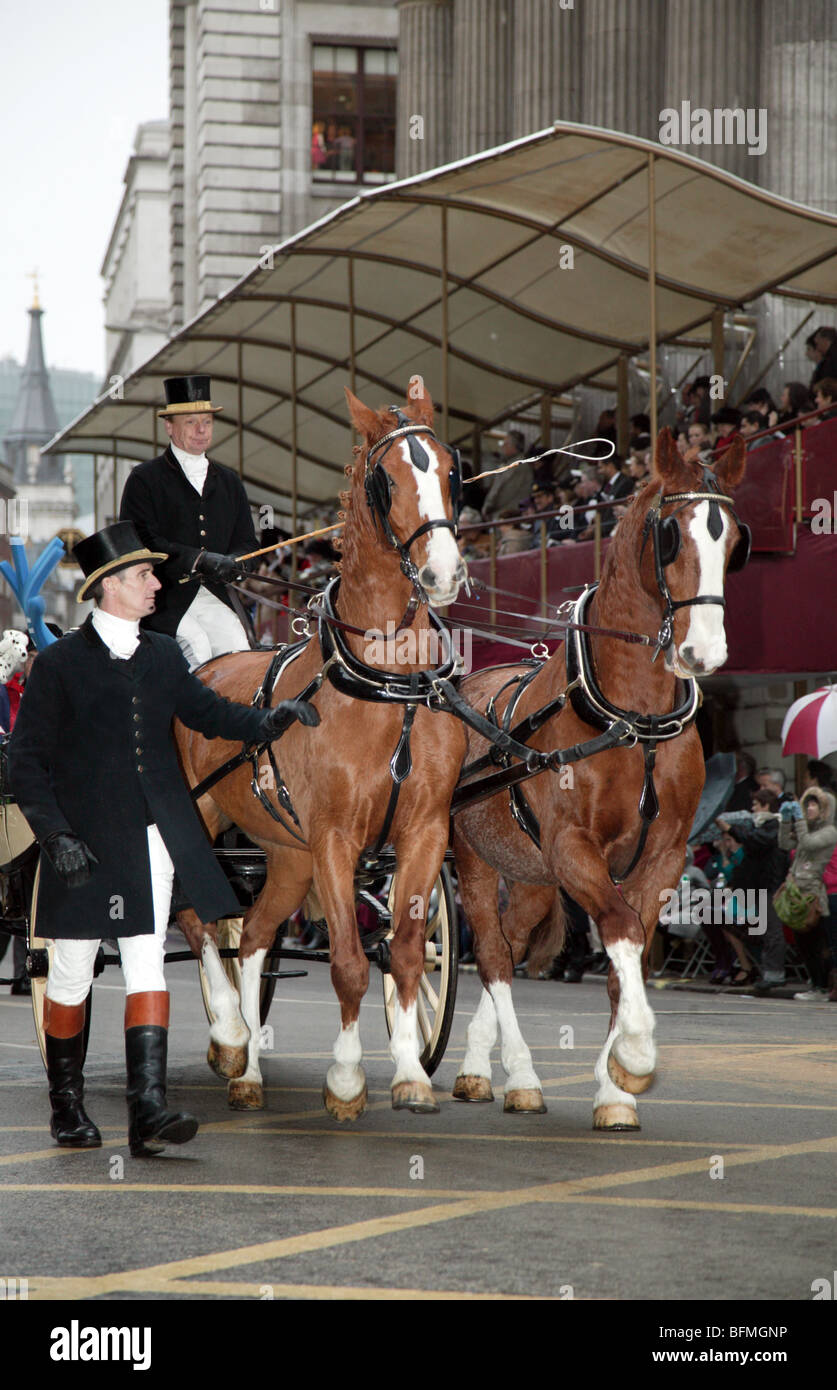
[392,1081,440,1114]
[608,1054,655,1095]
[207,1040,248,1080]
[504,1088,547,1114]
[452,1074,494,1103]
[593,1103,641,1131]
[228,1080,264,1110]
[322,1082,367,1122]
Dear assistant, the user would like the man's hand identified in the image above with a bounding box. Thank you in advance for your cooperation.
[41,833,99,889]
[193,550,242,584]
[259,699,321,743]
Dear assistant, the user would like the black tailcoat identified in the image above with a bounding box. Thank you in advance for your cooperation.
[119,448,258,638]
[8,617,270,939]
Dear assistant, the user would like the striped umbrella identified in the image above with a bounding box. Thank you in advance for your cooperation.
[781,686,837,757]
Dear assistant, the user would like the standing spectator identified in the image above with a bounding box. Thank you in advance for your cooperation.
[628,413,651,448]
[756,767,793,806]
[725,751,760,813]
[777,788,837,1000]
[809,327,837,390]
[718,791,787,987]
[690,376,713,427]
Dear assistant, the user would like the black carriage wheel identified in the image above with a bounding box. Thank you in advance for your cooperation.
[382,866,459,1076]
[28,862,93,1070]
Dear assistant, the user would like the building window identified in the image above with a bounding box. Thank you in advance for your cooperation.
[311,44,397,185]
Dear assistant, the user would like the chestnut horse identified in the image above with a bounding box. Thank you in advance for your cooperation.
[451,431,748,1129]
[174,384,467,1118]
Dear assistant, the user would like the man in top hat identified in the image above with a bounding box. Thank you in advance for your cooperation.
[119,376,259,670]
[8,522,318,1156]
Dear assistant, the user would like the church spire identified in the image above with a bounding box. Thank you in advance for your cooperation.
[3,292,63,485]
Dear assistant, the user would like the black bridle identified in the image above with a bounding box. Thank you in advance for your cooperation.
[364,410,463,605]
[640,470,752,661]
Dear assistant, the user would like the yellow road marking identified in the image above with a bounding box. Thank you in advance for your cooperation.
[571,1195,837,1220]
[137,1278,549,1300]
[22,1133,837,1300]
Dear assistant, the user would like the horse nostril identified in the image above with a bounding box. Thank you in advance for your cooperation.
[419,566,437,590]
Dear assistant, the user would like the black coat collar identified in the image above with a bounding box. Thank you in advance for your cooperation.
[79,611,153,681]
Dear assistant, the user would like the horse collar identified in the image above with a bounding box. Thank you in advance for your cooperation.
[566,586,699,742]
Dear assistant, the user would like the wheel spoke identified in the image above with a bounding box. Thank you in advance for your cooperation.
[417,991,433,1043]
[419,971,440,1012]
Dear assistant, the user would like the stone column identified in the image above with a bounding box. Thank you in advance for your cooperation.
[581,0,667,142]
[663,0,762,180]
[452,0,512,160]
[512,0,583,137]
[396,1,453,177]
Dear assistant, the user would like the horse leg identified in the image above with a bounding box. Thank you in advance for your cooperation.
[386,836,452,1114]
[312,839,370,1121]
[178,908,250,1080]
[606,851,687,1096]
[451,830,501,1103]
[494,882,561,1113]
[546,829,654,1131]
[229,850,313,1111]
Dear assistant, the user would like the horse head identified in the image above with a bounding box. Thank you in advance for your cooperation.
[646,427,749,678]
[344,382,467,607]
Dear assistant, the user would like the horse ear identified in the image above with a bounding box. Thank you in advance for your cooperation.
[651,426,681,482]
[405,376,435,427]
[714,435,747,491]
[344,388,382,440]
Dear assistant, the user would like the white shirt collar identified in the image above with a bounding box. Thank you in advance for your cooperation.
[171,442,208,468]
[91,607,141,659]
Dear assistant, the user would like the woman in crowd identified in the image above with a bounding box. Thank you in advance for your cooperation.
[777,787,837,1000]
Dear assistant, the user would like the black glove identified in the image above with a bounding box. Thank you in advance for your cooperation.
[42,833,99,889]
[193,550,242,584]
[259,699,320,742]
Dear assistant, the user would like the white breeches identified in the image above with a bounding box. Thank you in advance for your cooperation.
[176,587,250,672]
[47,826,175,1006]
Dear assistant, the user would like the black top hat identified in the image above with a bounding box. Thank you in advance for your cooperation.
[158,375,223,419]
[73,522,168,603]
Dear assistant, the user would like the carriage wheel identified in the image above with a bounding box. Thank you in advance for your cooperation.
[28,862,92,1070]
[382,867,458,1077]
[197,916,277,1031]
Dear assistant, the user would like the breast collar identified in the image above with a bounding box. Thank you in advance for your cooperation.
[316,577,462,704]
[565,585,699,742]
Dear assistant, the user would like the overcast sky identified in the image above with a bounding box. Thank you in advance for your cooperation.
[0,0,169,378]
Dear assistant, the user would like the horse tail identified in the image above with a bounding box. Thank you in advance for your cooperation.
[526,890,568,978]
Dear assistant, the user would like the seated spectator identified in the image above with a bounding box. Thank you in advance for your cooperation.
[458,507,493,561]
[809,326,837,390]
[740,410,773,449]
[690,376,713,427]
[711,406,742,458]
[776,380,814,426]
[626,441,651,489]
[686,420,714,465]
[554,473,599,545]
[628,413,651,447]
[577,455,632,540]
[778,788,837,999]
[813,378,837,421]
[740,387,778,422]
[481,429,533,520]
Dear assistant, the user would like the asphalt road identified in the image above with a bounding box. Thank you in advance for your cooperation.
[1,959,835,1307]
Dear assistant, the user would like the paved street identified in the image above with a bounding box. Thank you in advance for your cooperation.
[1,960,835,1303]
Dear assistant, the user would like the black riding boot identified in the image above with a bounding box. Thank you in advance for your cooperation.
[44,1001,101,1148]
[125,992,198,1157]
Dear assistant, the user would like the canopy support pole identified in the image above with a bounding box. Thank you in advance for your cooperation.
[112,447,118,524]
[648,154,657,440]
[93,456,99,533]
[290,301,298,591]
[712,307,726,402]
[441,205,449,441]
[237,343,244,479]
[617,355,629,455]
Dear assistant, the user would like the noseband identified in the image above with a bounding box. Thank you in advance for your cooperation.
[364,410,463,604]
[640,469,752,660]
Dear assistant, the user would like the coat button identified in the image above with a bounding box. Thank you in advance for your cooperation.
[137,764,144,772]
[132,697,140,705]
[133,714,140,722]
[200,529,206,537]
[136,747,143,755]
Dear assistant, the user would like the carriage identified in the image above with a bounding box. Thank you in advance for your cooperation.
[1,389,751,1132]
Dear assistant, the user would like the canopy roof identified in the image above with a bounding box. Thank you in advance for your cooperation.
[46,122,837,514]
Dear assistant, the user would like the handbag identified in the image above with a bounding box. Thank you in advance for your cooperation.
[772,876,818,932]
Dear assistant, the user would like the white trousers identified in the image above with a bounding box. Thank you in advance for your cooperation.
[176,587,250,672]
[46,826,174,1007]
